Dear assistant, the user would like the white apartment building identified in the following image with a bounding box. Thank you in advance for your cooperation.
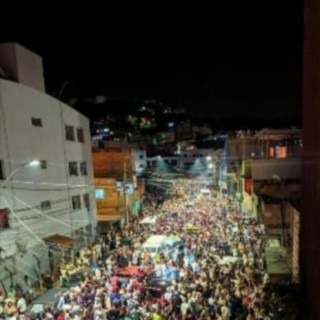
[0,43,96,288]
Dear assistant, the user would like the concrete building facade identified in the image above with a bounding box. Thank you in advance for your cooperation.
[0,78,96,288]
[0,44,96,289]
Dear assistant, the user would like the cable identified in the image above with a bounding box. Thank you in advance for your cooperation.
[14,196,82,232]
[7,180,94,189]
[2,189,95,217]
[4,258,40,283]
[3,198,48,248]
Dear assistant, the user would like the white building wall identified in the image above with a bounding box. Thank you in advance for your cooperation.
[0,43,45,92]
[133,148,147,175]
[177,149,216,169]
[0,79,96,286]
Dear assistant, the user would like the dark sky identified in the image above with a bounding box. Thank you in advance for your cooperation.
[0,0,302,122]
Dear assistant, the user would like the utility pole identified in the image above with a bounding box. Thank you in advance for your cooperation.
[123,157,129,225]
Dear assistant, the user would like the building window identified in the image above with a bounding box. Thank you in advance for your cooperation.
[83,193,90,210]
[31,118,42,127]
[0,160,4,180]
[69,162,78,176]
[80,162,88,176]
[65,125,75,141]
[0,209,10,230]
[72,195,81,210]
[40,160,47,169]
[95,189,105,199]
[40,201,51,211]
[139,155,144,160]
[184,162,193,168]
[77,128,85,143]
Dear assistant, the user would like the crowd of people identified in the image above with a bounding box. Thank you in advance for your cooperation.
[0,178,290,319]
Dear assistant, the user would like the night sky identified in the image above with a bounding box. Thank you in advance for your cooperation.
[0,1,302,124]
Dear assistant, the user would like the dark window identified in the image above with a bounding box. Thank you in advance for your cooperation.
[40,201,51,211]
[171,160,177,166]
[184,154,188,157]
[80,162,88,176]
[77,128,85,143]
[40,160,47,169]
[184,162,193,168]
[31,118,42,127]
[72,195,81,210]
[65,125,75,141]
[139,155,144,160]
[83,193,90,210]
[0,209,10,229]
[69,162,78,176]
[0,160,4,180]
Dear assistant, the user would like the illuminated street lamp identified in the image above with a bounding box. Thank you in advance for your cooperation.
[0,159,41,287]
[206,156,212,161]
[208,163,213,169]
[0,159,41,188]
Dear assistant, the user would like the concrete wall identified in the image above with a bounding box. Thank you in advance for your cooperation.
[261,202,281,228]
[0,43,45,92]
[226,137,257,162]
[0,43,18,80]
[251,157,301,180]
[132,148,147,175]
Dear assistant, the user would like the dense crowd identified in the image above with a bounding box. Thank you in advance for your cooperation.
[0,178,288,319]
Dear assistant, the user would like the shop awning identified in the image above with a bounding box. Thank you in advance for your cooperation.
[44,234,75,248]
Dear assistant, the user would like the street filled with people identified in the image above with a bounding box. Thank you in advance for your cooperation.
[0,178,295,319]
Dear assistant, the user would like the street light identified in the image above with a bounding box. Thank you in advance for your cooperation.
[0,159,41,285]
[206,156,212,162]
[0,159,41,189]
[208,163,213,169]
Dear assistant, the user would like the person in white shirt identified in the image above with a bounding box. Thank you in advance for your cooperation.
[221,303,230,320]
[180,298,190,320]
[95,268,101,281]
[56,293,65,311]
[164,287,173,302]
[17,296,27,314]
